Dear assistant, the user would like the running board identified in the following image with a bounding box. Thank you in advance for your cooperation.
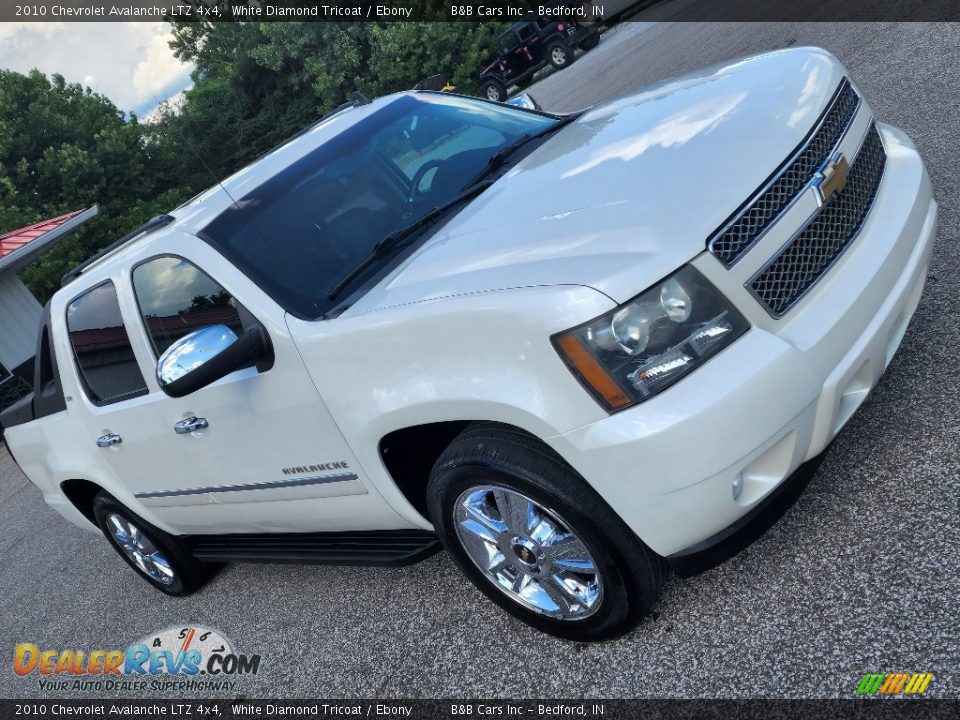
[185,529,441,566]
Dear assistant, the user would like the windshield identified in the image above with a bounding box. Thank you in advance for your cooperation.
[200,94,558,319]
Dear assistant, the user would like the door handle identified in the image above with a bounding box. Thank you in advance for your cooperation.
[174,416,209,435]
[96,433,122,448]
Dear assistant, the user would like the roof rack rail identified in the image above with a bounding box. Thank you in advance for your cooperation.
[316,97,364,124]
[61,214,175,287]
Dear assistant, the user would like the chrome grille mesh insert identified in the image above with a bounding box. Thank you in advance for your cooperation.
[748,125,886,317]
[708,79,861,265]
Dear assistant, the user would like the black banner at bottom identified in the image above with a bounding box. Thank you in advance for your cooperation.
[2,700,959,720]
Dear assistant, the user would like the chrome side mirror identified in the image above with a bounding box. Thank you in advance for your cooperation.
[157,324,270,398]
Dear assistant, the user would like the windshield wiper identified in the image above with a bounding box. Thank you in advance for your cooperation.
[326,114,581,304]
[459,113,581,192]
[460,133,535,191]
[326,179,495,302]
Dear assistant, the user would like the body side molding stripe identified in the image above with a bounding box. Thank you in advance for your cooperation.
[134,472,359,499]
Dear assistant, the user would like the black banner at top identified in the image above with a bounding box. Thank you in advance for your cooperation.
[3,0,960,23]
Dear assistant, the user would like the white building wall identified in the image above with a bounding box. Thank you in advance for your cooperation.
[0,272,43,371]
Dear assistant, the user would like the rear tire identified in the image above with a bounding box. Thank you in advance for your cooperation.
[427,423,664,641]
[482,79,507,102]
[93,492,216,596]
[547,42,572,69]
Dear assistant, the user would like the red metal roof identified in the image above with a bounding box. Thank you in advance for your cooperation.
[0,210,88,261]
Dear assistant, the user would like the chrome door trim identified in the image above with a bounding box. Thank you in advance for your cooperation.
[134,471,359,499]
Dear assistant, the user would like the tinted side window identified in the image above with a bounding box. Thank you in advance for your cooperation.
[66,281,148,405]
[516,24,536,43]
[132,256,244,358]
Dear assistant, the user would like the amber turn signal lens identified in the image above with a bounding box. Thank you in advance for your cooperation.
[555,334,632,411]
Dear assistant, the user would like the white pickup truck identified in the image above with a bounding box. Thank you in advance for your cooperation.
[1,48,936,640]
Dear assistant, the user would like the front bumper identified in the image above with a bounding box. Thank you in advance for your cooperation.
[546,123,937,557]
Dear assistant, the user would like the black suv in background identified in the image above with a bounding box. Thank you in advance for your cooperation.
[480,20,600,101]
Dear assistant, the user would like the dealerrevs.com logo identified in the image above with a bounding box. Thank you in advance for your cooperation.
[13,626,261,693]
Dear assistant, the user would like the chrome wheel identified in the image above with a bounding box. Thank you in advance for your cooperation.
[486,86,501,101]
[551,47,567,65]
[454,486,602,620]
[106,513,175,586]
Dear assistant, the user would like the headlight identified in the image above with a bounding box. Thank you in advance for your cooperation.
[552,266,749,412]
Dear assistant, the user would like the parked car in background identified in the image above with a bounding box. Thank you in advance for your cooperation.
[413,74,456,93]
[1,49,936,640]
[480,20,600,101]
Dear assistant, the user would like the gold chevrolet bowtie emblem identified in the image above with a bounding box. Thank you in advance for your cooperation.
[814,152,849,205]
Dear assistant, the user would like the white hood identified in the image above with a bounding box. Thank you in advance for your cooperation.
[351,48,849,314]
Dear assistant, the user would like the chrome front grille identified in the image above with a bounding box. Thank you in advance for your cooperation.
[748,124,887,317]
[708,79,861,265]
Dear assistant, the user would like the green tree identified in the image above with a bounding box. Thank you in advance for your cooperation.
[367,23,506,96]
[166,16,509,178]
[0,69,196,303]
[2,17,513,301]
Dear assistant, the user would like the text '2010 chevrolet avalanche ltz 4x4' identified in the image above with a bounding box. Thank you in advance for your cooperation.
[1,48,936,640]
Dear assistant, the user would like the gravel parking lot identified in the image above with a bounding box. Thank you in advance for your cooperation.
[2,20,958,700]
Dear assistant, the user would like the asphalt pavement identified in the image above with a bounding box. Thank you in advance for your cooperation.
[2,20,958,700]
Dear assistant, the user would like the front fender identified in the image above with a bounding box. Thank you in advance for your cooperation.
[287,284,614,526]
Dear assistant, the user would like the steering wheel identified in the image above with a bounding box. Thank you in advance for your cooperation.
[407,159,445,204]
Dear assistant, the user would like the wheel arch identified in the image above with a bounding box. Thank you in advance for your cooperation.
[57,475,177,536]
[376,415,608,527]
[481,70,506,84]
[378,420,473,519]
[60,478,105,527]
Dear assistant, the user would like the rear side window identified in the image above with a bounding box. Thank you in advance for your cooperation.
[132,256,245,358]
[516,24,536,43]
[66,281,147,405]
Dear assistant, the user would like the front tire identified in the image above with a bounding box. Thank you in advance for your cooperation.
[427,423,663,641]
[482,79,507,102]
[93,492,216,596]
